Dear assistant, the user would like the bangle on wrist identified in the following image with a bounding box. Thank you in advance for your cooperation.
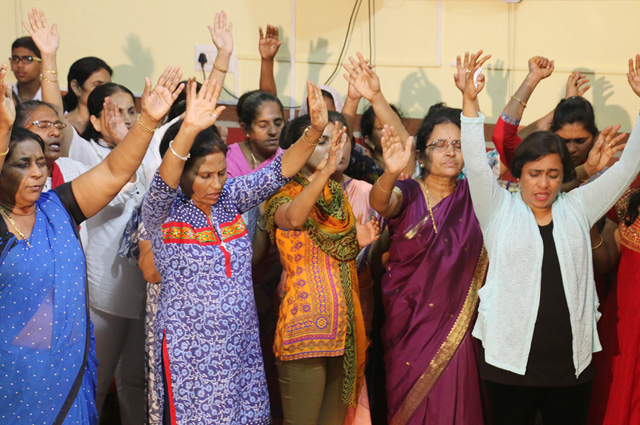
[375,178,394,194]
[169,140,191,161]
[302,126,320,146]
[214,63,228,73]
[511,95,527,108]
[0,145,9,157]
[42,69,57,74]
[136,114,158,133]
[42,77,58,83]
[592,234,604,250]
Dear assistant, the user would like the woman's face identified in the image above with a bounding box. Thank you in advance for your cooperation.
[10,47,41,85]
[180,152,227,208]
[0,139,47,207]
[303,122,344,175]
[554,123,594,167]
[246,101,284,157]
[367,117,384,151]
[92,90,136,146]
[25,105,63,165]
[519,154,563,212]
[421,122,464,179]
[73,68,112,109]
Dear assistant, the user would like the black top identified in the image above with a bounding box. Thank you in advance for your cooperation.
[481,221,595,386]
[0,182,85,253]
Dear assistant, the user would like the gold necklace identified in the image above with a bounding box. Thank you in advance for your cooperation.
[0,205,33,248]
[245,142,260,169]
[422,183,438,234]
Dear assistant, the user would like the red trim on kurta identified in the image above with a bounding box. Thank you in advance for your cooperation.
[51,162,65,188]
[220,245,232,277]
[162,331,178,425]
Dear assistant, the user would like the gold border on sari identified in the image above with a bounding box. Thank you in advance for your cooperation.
[391,247,489,425]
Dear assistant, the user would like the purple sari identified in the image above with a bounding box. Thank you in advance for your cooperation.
[382,179,487,425]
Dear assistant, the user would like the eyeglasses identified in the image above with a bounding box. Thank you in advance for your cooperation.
[9,55,42,65]
[426,139,461,151]
[30,120,66,130]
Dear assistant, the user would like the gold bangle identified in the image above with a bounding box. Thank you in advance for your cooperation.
[375,178,394,194]
[214,63,228,73]
[591,234,604,250]
[42,69,57,74]
[302,126,320,146]
[0,145,9,157]
[136,114,158,133]
[511,95,526,108]
[42,77,58,83]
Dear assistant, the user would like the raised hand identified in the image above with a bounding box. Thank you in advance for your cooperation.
[463,50,491,103]
[0,66,16,130]
[102,97,128,146]
[381,125,413,175]
[308,80,329,132]
[182,78,226,133]
[141,66,184,122]
[22,8,59,56]
[311,124,348,181]
[566,71,590,98]
[356,213,381,248]
[208,11,234,55]
[453,52,473,93]
[343,52,381,101]
[627,54,640,97]
[527,56,554,82]
[584,124,626,176]
[258,24,282,60]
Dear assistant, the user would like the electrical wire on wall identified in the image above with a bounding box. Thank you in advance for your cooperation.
[324,0,364,85]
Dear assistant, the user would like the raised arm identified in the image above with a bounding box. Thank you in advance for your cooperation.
[274,124,346,229]
[0,66,15,172]
[369,125,412,218]
[207,11,233,89]
[460,51,510,229]
[23,8,76,156]
[72,67,184,218]
[158,78,226,189]
[258,24,282,95]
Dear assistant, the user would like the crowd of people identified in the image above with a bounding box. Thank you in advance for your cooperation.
[2,7,640,425]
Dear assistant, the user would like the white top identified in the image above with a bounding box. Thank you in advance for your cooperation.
[13,83,41,101]
[461,112,640,377]
[42,157,89,192]
[69,135,158,319]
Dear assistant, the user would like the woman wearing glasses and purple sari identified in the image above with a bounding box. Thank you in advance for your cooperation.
[353,51,489,424]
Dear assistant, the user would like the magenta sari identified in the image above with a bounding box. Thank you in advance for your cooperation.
[382,179,488,425]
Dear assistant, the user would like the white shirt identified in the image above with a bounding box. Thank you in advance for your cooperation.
[13,83,41,101]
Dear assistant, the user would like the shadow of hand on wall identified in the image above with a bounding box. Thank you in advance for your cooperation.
[581,67,632,131]
[486,59,510,120]
[398,69,440,121]
[112,34,154,93]
[275,27,292,107]
[308,38,331,86]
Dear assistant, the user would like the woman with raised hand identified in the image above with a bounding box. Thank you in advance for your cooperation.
[461,51,640,425]
[142,79,327,424]
[0,61,183,425]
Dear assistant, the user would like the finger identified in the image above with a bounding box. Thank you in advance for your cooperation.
[404,136,414,154]
[259,26,264,40]
[172,82,185,101]
[156,66,171,89]
[629,58,635,75]
[549,60,555,72]
[211,105,226,122]
[611,142,627,154]
[456,55,462,72]
[356,51,367,68]
[356,212,364,225]
[475,54,491,70]
[636,54,640,74]
[476,74,486,92]
[579,86,591,96]
[274,26,280,39]
[39,10,49,29]
[348,55,360,72]
[144,77,152,99]
[463,52,470,69]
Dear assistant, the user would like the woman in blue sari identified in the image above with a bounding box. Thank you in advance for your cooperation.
[0,54,184,424]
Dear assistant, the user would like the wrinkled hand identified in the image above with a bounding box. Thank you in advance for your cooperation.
[308,80,329,132]
[463,50,491,103]
[565,71,590,98]
[527,56,554,81]
[343,52,381,102]
[356,213,381,249]
[627,54,640,97]
[208,11,234,55]
[0,66,15,129]
[102,97,128,146]
[182,78,226,133]
[258,24,282,60]
[381,125,413,175]
[584,124,626,176]
[23,8,59,56]
[141,66,184,122]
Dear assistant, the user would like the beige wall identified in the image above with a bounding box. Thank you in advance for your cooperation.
[3,0,639,131]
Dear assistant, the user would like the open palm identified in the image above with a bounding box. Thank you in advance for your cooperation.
[343,52,380,101]
[381,125,413,175]
[0,66,15,129]
[23,9,59,56]
[141,66,184,122]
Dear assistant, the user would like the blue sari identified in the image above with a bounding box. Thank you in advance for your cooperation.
[0,189,98,425]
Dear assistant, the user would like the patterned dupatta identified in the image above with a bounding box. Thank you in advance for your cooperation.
[265,174,367,406]
[0,192,90,424]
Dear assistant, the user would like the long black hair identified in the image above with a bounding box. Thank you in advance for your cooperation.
[63,57,112,112]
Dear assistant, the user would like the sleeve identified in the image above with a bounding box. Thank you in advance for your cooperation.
[461,112,511,229]
[575,114,640,225]
[491,112,522,168]
[52,182,87,225]
[141,170,178,233]
[226,153,291,213]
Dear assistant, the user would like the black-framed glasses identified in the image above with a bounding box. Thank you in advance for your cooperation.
[30,120,66,130]
[9,55,42,65]
[426,139,461,151]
